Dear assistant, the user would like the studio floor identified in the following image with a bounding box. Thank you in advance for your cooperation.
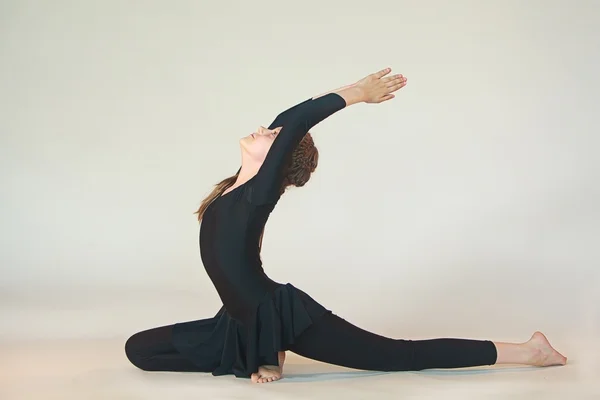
[2,286,598,400]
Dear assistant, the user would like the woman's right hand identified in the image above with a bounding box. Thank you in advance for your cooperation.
[355,68,407,104]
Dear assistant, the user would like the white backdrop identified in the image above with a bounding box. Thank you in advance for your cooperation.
[1,0,598,352]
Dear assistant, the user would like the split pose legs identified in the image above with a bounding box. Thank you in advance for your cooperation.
[126,311,566,384]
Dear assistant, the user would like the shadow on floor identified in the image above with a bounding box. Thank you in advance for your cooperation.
[280,364,545,382]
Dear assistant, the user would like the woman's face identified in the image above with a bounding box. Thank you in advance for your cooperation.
[240,126,282,161]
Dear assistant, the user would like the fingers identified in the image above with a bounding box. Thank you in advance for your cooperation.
[373,67,392,79]
[384,75,407,94]
[377,76,406,102]
[382,74,404,83]
[384,75,406,87]
[388,81,407,93]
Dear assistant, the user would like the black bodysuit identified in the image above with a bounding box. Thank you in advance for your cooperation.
[170,94,345,377]
[125,94,498,378]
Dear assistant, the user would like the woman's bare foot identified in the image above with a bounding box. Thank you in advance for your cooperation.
[526,331,568,366]
[250,351,286,384]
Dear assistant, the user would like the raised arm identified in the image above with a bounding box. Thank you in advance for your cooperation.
[267,98,313,130]
[253,68,407,204]
[264,87,363,131]
[252,93,347,203]
[267,68,406,127]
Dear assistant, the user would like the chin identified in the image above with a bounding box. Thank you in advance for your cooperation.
[240,136,250,148]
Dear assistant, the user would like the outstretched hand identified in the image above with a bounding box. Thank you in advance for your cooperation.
[355,68,407,104]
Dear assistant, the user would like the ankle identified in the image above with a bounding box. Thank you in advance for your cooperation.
[494,342,536,365]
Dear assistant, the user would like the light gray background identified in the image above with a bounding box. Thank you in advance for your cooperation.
[1,0,598,356]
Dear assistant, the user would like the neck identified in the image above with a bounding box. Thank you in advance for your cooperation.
[236,154,262,185]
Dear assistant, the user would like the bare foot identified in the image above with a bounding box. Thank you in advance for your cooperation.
[250,351,286,384]
[526,331,567,366]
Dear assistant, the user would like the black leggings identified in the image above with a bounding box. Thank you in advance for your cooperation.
[125,313,497,373]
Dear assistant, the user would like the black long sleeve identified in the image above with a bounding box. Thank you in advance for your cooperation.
[251,93,347,204]
[267,98,313,130]
[232,98,314,178]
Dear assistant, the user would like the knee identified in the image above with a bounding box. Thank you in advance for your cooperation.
[391,339,421,372]
[124,332,148,370]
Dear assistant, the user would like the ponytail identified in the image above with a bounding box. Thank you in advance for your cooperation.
[194,173,238,222]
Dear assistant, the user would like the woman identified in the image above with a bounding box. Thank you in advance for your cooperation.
[125,68,567,384]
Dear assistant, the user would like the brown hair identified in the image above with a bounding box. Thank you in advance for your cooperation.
[195,132,319,223]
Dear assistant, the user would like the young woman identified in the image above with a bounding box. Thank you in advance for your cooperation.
[125,68,567,384]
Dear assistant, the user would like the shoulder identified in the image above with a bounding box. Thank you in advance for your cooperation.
[246,179,281,207]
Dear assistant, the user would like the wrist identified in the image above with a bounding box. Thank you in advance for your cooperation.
[338,85,365,106]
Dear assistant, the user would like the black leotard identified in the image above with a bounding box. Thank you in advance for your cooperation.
[171,93,347,377]
[130,93,498,377]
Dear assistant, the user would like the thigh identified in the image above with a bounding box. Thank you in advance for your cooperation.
[125,324,201,372]
[288,313,408,371]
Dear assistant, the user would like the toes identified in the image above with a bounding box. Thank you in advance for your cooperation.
[256,375,279,383]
